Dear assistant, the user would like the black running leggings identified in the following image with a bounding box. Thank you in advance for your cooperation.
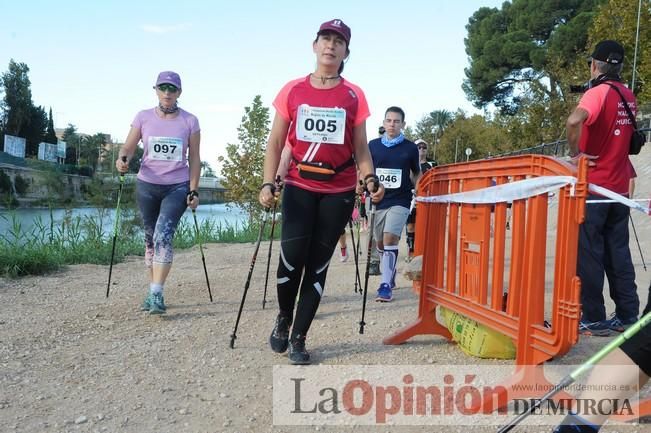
[277,184,355,337]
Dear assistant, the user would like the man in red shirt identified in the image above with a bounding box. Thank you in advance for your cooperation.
[566,40,639,337]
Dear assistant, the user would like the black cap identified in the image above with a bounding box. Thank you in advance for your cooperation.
[590,40,624,64]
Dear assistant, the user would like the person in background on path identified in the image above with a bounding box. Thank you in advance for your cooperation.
[259,19,383,364]
[115,71,200,315]
[367,125,388,275]
[336,205,361,262]
[404,138,436,262]
[369,106,421,302]
[566,40,639,336]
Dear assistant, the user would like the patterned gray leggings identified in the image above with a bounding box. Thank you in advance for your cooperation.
[136,179,189,267]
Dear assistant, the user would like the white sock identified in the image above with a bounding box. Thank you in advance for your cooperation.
[381,246,399,287]
[150,283,163,295]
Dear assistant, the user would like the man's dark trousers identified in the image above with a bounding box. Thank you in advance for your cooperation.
[578,196,639,322]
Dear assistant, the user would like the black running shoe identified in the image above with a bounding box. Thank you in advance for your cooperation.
[288,334,310,365]
[269,314,291,353]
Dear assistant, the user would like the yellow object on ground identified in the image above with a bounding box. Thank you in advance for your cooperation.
[440,306,516,359]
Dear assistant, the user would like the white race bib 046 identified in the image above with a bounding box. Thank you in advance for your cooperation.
[148,136,183,161]
[296,104,346,144]
[376,168,402,189]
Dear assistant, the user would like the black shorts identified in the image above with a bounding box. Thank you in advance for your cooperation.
[620,321,651,377]
[406,207,416,225]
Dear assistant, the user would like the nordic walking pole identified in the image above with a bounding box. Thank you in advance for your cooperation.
[630,214,647,271]
[191,207,213,302]
[355,207,362,259]
[262,175,282,309]
[348,218,362,294]
[359,178,379,334]
[497,310,651,433]
[106,156,127,298]
[230,206,270,349]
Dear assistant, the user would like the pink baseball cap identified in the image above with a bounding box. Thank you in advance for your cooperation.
[155,71,182,89]
[318,19,351,45]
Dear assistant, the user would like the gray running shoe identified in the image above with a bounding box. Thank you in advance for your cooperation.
[148,293,167,315]
[141,293,167,312]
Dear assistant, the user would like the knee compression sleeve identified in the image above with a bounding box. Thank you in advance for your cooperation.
[381,245,399,287]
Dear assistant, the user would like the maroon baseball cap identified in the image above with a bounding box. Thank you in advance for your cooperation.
[155,71,182,89]
[318,19,351,45]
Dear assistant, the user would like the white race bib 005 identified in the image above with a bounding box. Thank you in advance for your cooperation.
[148,136,183,161]
[296,104,346,144]
[376,168,402,189]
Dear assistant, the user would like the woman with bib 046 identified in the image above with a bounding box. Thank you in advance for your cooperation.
[115,71,201,315]
[259,19,383,364]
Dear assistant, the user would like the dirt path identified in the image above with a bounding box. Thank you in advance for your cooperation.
[3,147,651,433]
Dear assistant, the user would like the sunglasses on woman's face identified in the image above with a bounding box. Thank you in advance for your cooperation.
[157,84,178,93]
[417,146,427,150]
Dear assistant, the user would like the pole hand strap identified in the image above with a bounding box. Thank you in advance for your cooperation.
[187,190,199,202]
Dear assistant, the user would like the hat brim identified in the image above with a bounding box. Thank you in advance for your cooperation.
[317,29,349,45]
[155,80,181,89]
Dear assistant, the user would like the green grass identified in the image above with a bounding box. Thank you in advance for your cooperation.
[0,210,281,277]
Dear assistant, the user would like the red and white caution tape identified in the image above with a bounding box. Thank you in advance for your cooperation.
[416,176,651,216]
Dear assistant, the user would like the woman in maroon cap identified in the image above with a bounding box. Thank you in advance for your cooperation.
[259,19,383,364]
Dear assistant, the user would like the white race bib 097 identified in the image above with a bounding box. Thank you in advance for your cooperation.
[296,104,346,144]
[148,136,183,161]
[376,168,402,189]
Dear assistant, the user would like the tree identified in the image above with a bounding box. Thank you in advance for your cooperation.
[62,124,78,165]
[61,123,77,143]
[79,132,108,174]
[200,160,216,177]
[45,107,57,144]
[218,95,270,223]
[1,59,33,136]
[436,111,513,164]
[128,145,144,173]
[0,82,5,132]
[463,0,603,114]
[589,0,651,101]
[412,109,455,161]
[402,125,415,141]
[22,105,48,157]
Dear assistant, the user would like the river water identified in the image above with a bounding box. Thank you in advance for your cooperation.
[0,203,248,237]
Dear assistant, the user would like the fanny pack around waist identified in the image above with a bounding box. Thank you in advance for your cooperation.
[294,158,354,181]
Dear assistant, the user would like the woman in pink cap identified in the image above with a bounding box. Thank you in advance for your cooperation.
[259,19,383,364]
[115,71,201,315]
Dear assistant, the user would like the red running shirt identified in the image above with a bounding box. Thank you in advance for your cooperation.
[273,75,370,193]
[578,82,637,195]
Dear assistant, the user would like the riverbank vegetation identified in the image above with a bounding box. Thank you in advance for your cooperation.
[0,209,280,277]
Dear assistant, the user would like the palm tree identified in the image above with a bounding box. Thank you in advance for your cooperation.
[414,109,454,160]
[200,160,216,177]
[79,133,108,175]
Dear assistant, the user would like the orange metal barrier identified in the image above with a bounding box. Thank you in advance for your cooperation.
[385,155,589,411]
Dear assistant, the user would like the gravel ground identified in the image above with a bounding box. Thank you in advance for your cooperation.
[1,234,649,433]
[2,151,650,433]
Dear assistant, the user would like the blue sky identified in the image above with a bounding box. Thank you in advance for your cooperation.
[1,0,504,172]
